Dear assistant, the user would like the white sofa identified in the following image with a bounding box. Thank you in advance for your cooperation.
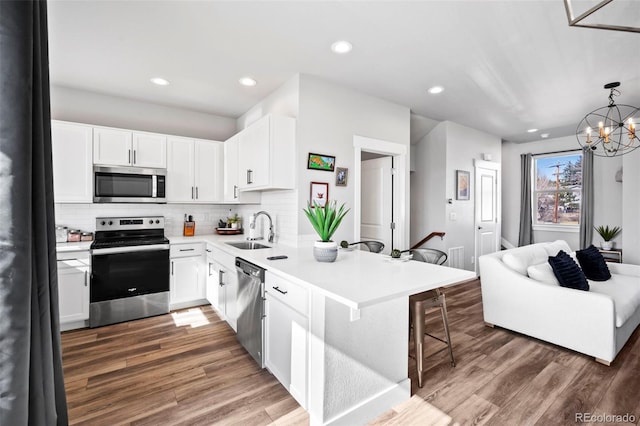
[479,240,640,364]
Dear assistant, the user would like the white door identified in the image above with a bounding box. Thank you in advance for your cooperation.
[93,127,132,166]
[51,121,93,203]
[132,132,167,169]
[475,164,501,273]
[361,156,393,254]
[166,137,195,202]
[194,140,223,202]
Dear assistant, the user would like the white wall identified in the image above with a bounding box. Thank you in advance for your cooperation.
[501,136,623,251]
[51,85,237,141]
[622,149,640,264]
[297,75,411,246]
[411,121,501,271]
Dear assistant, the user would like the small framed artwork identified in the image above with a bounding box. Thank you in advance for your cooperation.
[335,167,348,186]
[307,153,336,172]
[310,182,329,208]
[456,170,470,200]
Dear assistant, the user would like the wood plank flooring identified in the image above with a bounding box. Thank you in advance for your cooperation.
[61,281,640,425]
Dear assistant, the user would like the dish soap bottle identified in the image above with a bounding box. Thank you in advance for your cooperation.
[183,214,195,237]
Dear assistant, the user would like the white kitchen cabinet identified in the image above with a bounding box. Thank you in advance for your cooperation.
[93,127,166,169]
[223,135,260,203]
[206,245,238,331]
[238,114,295,191]
[264,271,309,408]
[57,250,90,331]
[167,137,223,203]
[51,121,93,203]
[170,243,206,309]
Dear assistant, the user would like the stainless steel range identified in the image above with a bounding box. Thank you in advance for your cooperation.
[90,216,170,327]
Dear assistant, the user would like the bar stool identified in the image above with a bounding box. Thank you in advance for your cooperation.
[409,248,455,388]
[349,241,385,253]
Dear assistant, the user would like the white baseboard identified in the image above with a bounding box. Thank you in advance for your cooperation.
[501,237,516,250]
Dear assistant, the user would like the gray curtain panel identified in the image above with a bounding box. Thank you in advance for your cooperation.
[579,147,594,249]
[518,153,534,246]
[0,1,69,425]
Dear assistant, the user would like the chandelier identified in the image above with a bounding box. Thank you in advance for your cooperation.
[576,82,640,157]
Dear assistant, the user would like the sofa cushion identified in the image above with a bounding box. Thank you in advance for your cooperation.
[576,245,611,281]
[503,245,549,275]
[590,275,640,327]
[544,240,573,257]
[548,250,589,291]
[527,262,560,285]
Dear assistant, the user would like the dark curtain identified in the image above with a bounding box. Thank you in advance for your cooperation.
[579,147,594,249]
[0,1,68,425]
[518,153,534,246]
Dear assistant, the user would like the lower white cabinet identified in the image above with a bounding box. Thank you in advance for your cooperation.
[57,250,90,330]
[206,245,238,331]
[264,271,309,408]
[170,243,206,309]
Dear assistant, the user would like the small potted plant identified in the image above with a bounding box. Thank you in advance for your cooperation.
[227,213,241,229]
[303,200,350,262]
[594,225,621,250]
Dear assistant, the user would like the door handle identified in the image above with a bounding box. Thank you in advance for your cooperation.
[273,286,288,295]
[234,185,238,199]
[84,271,88,287]
[247,169,253,184]
[196,187,199,199]
[219,269,225,286]
[179,248,195,252]
[171,261,174,275]
[191,186,194,199]
[478,226,483,230]
[128,149,131,164]
[133,150,137,164]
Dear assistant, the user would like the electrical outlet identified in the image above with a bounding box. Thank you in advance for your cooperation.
[449,212,457,221]
[471,256,475,264]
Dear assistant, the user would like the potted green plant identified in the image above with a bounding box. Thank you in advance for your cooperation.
[303,200,350,262]
[594,225,621,250]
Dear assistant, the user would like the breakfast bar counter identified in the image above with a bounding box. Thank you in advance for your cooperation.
[169,234,476,425]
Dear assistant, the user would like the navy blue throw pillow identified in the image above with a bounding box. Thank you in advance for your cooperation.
[548,250,589,291]
[576,245,611,281]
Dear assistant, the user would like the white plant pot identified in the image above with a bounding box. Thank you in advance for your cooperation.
[601,241,613,250]
[313,240,338,262]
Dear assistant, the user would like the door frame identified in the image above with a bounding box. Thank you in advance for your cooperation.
[353,135,408,251]
[473,159,501,275]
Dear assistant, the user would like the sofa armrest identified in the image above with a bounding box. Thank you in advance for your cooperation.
[608,262,640,277]
[479,254,617,361]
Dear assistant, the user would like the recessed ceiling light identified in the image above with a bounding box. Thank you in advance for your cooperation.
[541,133,550,138]
[239,77,257,87]
[150,77,170,86]
[527,128,539,133]
[427,86,444,95]
[331,40,353,54]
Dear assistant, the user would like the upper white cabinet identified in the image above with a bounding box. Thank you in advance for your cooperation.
[223,135,260,203]
[167,137,223,203]
[237,114,295,191]
[51,121,93,203]
[93,127,166,169]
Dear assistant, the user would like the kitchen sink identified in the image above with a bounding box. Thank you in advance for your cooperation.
[226,241,271,250]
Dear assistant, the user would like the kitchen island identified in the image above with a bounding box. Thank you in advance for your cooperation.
[171,234,476,425]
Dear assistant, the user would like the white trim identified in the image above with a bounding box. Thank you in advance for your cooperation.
[533,224,579,233]
[353,135,408,251]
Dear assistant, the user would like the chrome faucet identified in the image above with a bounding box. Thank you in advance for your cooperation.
[250,211,274,243]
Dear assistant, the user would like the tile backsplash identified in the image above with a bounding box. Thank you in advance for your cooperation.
[55,189,299,245]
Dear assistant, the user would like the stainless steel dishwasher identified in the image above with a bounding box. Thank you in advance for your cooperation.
[235,258,265,368]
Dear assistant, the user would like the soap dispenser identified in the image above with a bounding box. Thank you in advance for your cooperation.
[183,214,195,237]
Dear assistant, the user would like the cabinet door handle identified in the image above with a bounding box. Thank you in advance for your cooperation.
[171,261,174,275]
[128,149,132,164]
[191,186,194,199]
[196,187,199,199]
[233,185,238,199]
[247,169,253,184]
[273,286,288,295]
[179,248,195,252]
[219,269,225,286]
[133,150,137,165]
[208,262,213,276]
[206,249,211,253]
[84,271,88,287]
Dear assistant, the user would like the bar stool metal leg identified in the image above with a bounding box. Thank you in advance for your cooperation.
[439,293,455,367]
[411,298,426,388]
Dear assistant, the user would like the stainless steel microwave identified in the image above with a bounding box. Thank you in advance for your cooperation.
[94,166,166,203]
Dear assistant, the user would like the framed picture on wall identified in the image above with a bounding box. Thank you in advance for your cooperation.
[456,170,470,200]
[310,182,329,208]
[335,167,348,186]
[307,153,336,171]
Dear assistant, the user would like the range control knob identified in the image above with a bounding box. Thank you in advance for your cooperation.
[149,220,154,224]
[108,221,113,226]
[155,219,160,224]
[100,221,106,226]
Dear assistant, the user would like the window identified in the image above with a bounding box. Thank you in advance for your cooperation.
[533,152,582,230]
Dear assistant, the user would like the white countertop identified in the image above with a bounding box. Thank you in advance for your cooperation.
[56,241,93,253]
[168,234,476,310]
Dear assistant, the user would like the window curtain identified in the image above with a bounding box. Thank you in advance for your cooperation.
[579,147,594,249]
[0,1,69,425]
[518,153,534,246]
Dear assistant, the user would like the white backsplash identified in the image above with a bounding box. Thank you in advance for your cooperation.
[54,189,299,244]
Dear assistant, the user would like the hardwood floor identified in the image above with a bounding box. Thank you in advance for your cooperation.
[61,281,640,425]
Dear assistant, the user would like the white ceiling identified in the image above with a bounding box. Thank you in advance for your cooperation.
[47,0,640,143]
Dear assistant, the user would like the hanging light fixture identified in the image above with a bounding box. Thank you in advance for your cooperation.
[576,82,640,157]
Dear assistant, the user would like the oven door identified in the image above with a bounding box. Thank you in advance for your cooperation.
[91,245,170,303]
